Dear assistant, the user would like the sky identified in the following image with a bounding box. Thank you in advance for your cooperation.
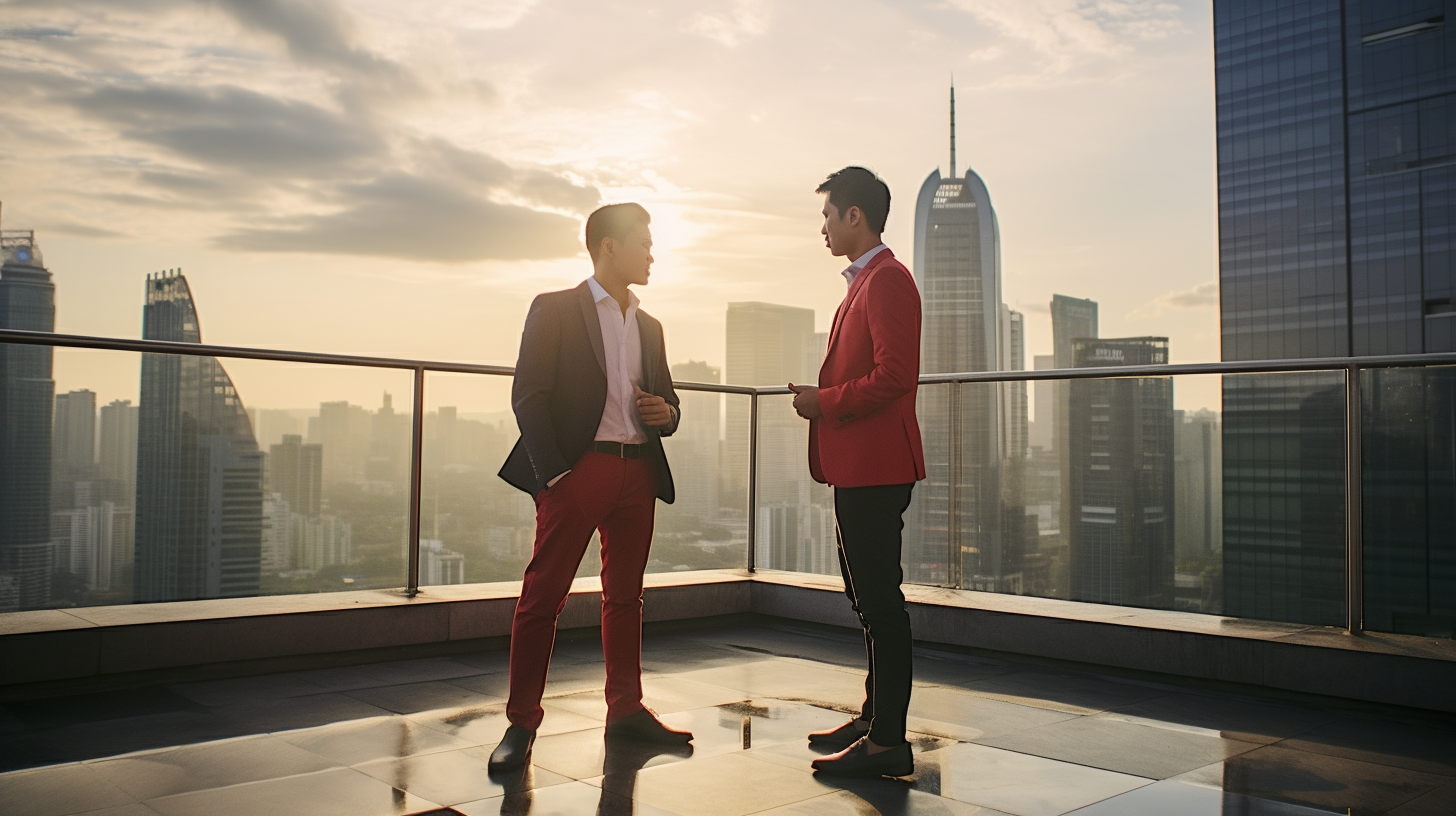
[0,0,1221,413]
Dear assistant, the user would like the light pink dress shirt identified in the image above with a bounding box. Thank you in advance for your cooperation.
[587,277,647,445]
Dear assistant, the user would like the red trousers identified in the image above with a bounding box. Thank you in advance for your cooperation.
[507,451,657,731]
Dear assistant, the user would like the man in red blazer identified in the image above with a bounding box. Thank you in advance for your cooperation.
[789,166,925,778]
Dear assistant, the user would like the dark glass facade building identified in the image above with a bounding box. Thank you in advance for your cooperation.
[911,157,1005,589]
[134,272,263,602]
[1068,338,1175,608]
[0,230,54,610]
[1216,0,1456,631]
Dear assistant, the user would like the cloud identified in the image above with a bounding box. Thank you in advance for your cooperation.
[1126,280,1217,321]
[72,83,381,175]
[205,0,416,94]
[39,220,126,239]
[216,171,584,262]
[0,26,73,40]
[686,0,770,47]
[1160,280,1217,308]
[946,0,1186,78]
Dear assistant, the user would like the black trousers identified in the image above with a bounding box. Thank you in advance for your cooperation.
[833,482,915,746]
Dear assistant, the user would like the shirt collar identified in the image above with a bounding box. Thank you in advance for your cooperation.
[587,277,639,310]
[841,244,888,286]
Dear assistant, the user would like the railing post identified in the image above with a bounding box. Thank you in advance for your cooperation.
[747,392,759,573]
[406,367,426,597]
[948,384,963,589]
[1345,364,1364,634]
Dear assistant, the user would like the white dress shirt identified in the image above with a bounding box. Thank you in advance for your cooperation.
[587,276,647,445]
[841,243,887,287]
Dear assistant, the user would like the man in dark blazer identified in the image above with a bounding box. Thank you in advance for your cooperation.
[491,203,692,772]
[789,167,925,778]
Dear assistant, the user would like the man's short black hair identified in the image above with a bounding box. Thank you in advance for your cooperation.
[815,167,890,234]
[585,202,651,261]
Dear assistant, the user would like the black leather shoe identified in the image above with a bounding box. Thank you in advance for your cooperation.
[488,724,535,772]
[807,719,869,751]
[811,737,914,778]
[604,708,693,744]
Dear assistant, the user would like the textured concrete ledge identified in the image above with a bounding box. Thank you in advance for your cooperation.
[4,568,1453,714]
[748,570,1456,713]
[0,570,752,687]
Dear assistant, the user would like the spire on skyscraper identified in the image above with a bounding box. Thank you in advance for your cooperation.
[949,80,957,179]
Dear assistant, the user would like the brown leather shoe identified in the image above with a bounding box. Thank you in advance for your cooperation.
[808,718,869,751]
[604,708,693,744]
[811,737,914,778]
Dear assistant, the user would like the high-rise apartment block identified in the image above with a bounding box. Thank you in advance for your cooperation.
[269,435,323,517]
[52,389,97,509]
[1068,337,1175,609]
[1215,0,1456,631]
[0,226,54,610]
[134,271,263,602]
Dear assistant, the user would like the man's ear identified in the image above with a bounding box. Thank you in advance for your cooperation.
[846,205,863,229]
[600,236,616,259]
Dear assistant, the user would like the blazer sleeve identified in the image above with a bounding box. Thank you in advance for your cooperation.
[511,294,571,484]
[817,269,921,424]
[653,317,682,438]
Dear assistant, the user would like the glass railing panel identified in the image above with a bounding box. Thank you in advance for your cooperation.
[1221,371,1347,627]
[950,370,1346,627]
[416,371,533,588]
[752,393,835,574]
[904,383,954,585]
[1363,366,1456,638]
[651,388,750,573]
[18,346,415,612]
[414,377,749,591]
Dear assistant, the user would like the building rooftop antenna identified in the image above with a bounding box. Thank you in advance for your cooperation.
[949,79,957,180]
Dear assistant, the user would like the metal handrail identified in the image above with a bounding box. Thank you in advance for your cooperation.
[7,328,1456,387]
[8,327,1456,629]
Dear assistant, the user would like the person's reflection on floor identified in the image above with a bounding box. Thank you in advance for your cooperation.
[487,763,542,815]
[596,736,694,815]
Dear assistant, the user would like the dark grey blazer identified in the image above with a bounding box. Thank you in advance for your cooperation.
[497,281,680,502]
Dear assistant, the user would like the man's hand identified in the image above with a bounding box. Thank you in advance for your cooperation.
[788,383,821,419]
[635,386,673,428]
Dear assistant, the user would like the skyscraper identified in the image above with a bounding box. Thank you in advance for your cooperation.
[999,305,1028,461]
[0,226,54,610]
[268,435,323,517]
[52,389,97,510]
[1215,1,1456,631]
[1068,337,1175,608]
[911,84,1006,588]
[1050,294,1099,545]
[134,271,263,602]
[99,399,139,500]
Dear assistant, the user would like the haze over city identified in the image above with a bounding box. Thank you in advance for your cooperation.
[0,0,1218,410]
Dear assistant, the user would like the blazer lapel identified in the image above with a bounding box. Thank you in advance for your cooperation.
[636,311,660,395]
[576,281,608,376]
[824,249,893,359]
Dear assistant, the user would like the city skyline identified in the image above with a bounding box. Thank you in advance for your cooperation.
[1,0,1221,412]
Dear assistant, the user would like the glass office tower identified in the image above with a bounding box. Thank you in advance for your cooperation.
[134,271,264,602]
[0,229,54,610]
[911,86,1007,590]
[1216,0,1456,632]
[1068,338,1175,609]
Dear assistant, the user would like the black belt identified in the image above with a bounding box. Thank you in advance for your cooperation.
[591,441,645,459]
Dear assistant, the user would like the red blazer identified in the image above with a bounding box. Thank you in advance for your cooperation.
[809,248,927,487]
